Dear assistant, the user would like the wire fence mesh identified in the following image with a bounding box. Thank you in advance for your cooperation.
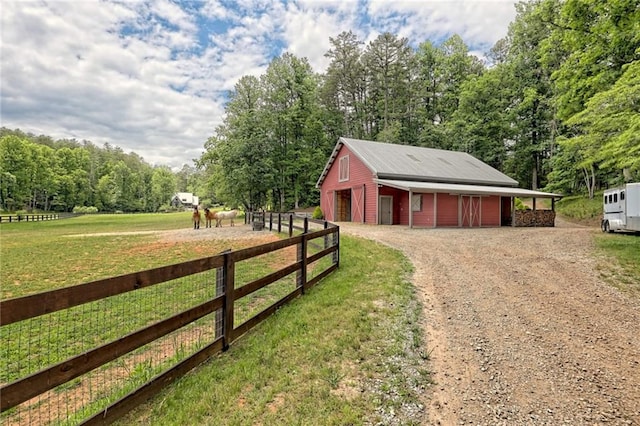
[1,268,220,425]
[1,221,339,425]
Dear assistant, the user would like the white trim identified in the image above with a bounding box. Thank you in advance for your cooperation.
[338,155,350,182]
[379,195,393,225]
[409,190,413,228]
[375,179,562,198]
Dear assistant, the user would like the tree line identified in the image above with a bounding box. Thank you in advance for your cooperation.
[201,0,639,210]
[0,128,209,213]
[2,0,637,213]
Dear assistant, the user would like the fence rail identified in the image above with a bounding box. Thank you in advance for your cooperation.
[0,214,59,223]
[0,220,339,425]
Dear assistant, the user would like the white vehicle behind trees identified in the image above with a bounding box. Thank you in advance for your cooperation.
[601,183,640,233]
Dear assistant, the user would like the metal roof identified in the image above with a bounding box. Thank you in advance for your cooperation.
[376,179,563,198]
[316,137,519,188]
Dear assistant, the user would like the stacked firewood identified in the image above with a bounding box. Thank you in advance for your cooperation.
[515,210,556,227]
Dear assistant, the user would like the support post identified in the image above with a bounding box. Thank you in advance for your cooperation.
[409,189,414,229]
[288,214,293,237]
[296,234,307,293]
[278,213,282,233]
[223,251,235,351]
[332,227,340,267]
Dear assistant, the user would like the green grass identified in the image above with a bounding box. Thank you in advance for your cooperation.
[119,236,428,426]
[1,213,428,425]
[555,192,604,224]
[594,233,640,296]
[554,192,640,296]
[0,213,250,298]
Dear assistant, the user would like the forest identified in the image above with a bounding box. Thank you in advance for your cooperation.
[1,0,638,213]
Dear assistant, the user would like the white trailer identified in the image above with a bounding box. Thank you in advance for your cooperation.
[601,183,640,233]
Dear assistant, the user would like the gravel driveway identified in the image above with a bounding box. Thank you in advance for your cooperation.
[337,220,640,425]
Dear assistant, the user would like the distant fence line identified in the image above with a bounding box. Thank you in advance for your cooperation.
[0,214,60,223]
[0,216,340,425]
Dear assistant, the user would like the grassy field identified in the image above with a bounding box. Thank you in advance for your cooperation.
[555,193,640,295]
[1,213,429,425]
[0,212,251,298]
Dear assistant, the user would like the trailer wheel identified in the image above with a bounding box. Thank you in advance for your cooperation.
[603,220,612,233]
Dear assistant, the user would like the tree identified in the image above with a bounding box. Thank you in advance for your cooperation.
[565,60,640,185]
[500,1,556,189]
[449,67,514,170]
[363,32,414,142]
[0,135,33,210]
[323,31,366,139]
[151,166,178,210]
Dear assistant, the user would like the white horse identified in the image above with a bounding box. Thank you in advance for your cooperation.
[216,209,238,227]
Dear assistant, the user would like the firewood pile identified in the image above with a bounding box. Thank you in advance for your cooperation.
[515,210,556,227]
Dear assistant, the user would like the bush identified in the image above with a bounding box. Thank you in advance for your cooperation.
[72,206,99,214]
[514,198,527,211]
[157,204,178,213]
[312,206,324,220]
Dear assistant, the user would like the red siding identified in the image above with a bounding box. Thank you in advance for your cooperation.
[319,142,510,227]
[320,144,377,223]
[398,193,436,227]
[437,193,459,227]
[481,196,500,227]
[379,187,404,224]
[352,185,365,223]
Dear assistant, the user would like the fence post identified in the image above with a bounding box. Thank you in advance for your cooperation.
[296,234,307,293]
[269,212,273,231]
[219,250,235,351]
[215,249,231,342]
[288,214,293,237]
[324,221,329,250]
[277,213,282,233]
[332,227,340,267]
[303,217,308,233]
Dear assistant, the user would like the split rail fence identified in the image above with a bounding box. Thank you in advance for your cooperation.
[0,214,59,223]
[0,217,339,425]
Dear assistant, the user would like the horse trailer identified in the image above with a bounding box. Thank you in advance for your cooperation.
[601,183,640,233]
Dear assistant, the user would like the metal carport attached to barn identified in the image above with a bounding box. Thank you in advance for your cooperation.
[375,179,563,228]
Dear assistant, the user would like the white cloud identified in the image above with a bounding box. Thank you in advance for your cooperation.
[1,0,519,170]
[367,0,518,53]
[281,2,361,71]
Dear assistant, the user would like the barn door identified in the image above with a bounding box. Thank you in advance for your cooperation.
[461,196,481,227]
[379,196,393,225]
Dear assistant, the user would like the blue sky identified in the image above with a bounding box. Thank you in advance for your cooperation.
[1,0,520,170]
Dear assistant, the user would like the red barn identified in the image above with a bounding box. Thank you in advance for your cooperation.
[316,138,562,227]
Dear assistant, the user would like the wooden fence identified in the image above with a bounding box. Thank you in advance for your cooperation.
[0,219,339,425]
[0,214,59,223]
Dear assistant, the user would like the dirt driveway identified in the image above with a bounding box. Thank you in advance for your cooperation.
[337,220,640,425]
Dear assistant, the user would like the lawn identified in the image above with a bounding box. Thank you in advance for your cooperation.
[1,213,429,425]
[555,193,640,295]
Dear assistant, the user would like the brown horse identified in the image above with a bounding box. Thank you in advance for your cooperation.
[215,209,238,227]
[192,207,201,229]
[204,208,217,228]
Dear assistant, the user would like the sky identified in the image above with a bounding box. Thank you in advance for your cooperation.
[1,0,520,170]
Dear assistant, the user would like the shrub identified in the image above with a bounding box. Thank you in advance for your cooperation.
[514,198,527,211]
[72,206,99,214]
[312,206,324,220]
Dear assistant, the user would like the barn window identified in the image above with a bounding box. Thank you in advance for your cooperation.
[411,194,422,212]
[339,155,349,182]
